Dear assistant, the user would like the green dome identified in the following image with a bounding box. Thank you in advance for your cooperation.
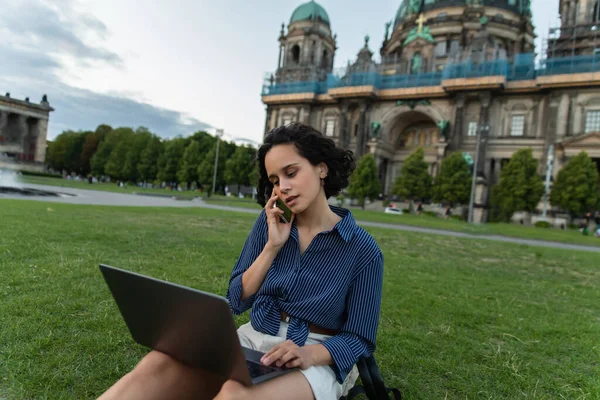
[394,1,529,29]
[290,1,330,25]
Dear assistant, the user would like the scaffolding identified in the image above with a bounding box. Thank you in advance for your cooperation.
[543,8,600,61]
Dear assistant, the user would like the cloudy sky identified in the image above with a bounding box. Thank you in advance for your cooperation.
[0,0,559,144]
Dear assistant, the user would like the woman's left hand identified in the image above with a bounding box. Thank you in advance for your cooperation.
[260,340,315,370]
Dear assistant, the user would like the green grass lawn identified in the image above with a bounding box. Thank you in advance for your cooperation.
[16,175,600,247]
[19,175,204,199]
[1,200,599,399]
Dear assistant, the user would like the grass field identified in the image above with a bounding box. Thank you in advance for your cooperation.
[15,175,600,247]
[1,200,599,399]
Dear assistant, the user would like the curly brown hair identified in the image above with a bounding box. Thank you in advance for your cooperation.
[256,123,356,207]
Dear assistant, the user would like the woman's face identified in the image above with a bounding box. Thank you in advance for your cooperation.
[264,143,327,214]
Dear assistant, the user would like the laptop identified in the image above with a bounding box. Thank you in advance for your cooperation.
[99,263,296,386]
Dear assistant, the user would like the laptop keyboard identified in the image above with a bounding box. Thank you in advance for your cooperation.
[246,360,279,378]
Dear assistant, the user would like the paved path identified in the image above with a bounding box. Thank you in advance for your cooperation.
[4,183,600,253]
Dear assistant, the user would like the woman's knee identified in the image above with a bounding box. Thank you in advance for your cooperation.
[135,351,181,376]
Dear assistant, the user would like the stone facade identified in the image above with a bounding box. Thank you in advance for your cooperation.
[0,93,53,171]
[262,0,600,221]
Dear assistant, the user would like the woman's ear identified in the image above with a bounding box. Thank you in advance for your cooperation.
[319,162,328,178]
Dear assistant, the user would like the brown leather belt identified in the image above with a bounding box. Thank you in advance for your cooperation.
[280,311,338,336]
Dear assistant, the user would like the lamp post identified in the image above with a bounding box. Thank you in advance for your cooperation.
[467,124,489,223]
[212,129,224,196]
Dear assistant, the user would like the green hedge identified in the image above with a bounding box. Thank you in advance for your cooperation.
[19,170,62,178]
[534,221,553,229]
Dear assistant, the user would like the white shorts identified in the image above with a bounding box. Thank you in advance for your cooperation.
[237,322,359,400]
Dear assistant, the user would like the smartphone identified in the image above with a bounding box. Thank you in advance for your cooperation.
[275,197,293,223]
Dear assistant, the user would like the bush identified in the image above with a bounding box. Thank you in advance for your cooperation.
[534,221,552,229]
[19,170,62,178]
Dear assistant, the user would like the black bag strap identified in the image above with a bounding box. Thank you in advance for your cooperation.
[366,355,403,400]
[356,356,379,400]
[342,355,403,400]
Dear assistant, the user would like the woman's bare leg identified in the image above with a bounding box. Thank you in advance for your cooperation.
[98,351,224,400]
[215,371,314,400]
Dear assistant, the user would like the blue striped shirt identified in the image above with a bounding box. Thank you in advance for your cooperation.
[227,205,383,383]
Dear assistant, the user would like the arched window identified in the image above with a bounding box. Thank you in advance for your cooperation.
[291,45,301,64]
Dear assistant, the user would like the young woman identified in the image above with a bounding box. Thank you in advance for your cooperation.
[99,123,384,400]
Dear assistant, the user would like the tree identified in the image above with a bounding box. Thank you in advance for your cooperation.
[177,140,203,187]
[432,152,472,206]
[121,127,152,182]
[46,130,86,174]
[46,132,70,172]
[137,135,163,183]
[347,154,380,209]
[80,130,106,176]
[91,127,120,177]
[392,147,432,202]
[490,148,544,222]
[550,151,599,217]
[157,137,186,185]
[104,128,135,180]
[224,146,257,193]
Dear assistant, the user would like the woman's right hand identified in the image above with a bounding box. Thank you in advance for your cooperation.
[265,191,294,250]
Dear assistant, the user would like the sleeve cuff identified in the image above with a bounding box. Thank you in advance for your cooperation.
[322,333,368,384]
[226,274,255,314]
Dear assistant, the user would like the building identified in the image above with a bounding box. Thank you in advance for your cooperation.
[261,0,600,222]
[0,92,54,172]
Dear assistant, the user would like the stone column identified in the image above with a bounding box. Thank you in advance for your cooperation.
[450,94,466,150]
[484,158,492,182]
[355,103,368,157]
[571,96,583,134]
[35,118,49,163]
[264,106,272,135]
[0,111,6,139]
[556,93,570,139]
[494,158,502,184]
[386,160,394,195]
[18,115,28,160]
[271,108,279,131]
[339,102,350,149]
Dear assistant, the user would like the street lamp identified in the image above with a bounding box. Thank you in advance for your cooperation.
[212,129,224,196]
[467,123,489,224]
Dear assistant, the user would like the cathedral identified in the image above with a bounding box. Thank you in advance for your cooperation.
[261,0,600,222]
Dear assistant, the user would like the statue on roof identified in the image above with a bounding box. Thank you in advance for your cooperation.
[521,0,532,15]
[384,21,391,41]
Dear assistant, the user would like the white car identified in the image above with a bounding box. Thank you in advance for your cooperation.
[384,207,403,215]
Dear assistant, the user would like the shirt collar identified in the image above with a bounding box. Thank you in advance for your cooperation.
[289,205,356,244]
[329,205,355,243]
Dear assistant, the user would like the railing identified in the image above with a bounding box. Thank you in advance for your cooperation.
[261,53,600,96]
[327,72,380,89]
[507,53,536,81]
[442,59,509,80]
[261,80,323,96]
[538,54,600,76]
[380,71,442,89]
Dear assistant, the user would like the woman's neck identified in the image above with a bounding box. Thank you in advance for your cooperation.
[295,195,340,232]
